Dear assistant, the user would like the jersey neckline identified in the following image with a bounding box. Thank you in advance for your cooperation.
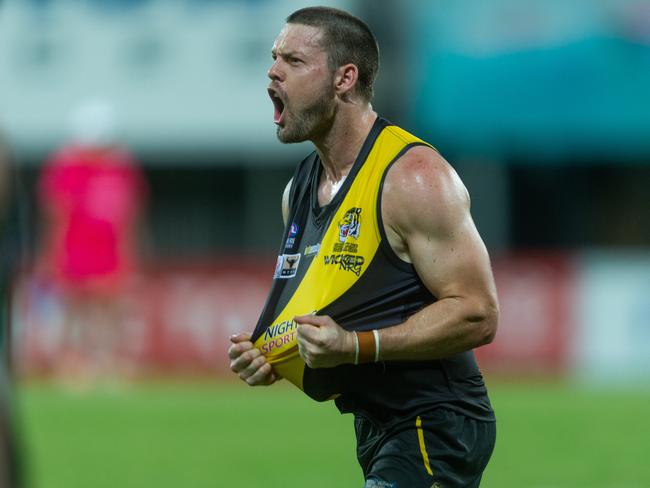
[310,117,389,226]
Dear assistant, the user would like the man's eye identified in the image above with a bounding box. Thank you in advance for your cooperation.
[289,58,301,65]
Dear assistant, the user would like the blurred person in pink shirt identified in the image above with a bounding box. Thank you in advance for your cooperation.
[37,99,148,381]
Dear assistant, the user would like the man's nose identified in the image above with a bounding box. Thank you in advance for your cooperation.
[268,60,283,81]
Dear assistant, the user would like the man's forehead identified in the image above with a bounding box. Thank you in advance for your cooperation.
[272,23,324,54]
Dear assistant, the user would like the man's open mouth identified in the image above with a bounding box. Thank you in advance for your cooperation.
[268,88,285,124]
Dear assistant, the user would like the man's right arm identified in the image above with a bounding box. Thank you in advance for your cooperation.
[227,178,292,386]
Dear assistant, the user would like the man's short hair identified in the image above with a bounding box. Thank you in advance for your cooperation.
[286,6,379,102]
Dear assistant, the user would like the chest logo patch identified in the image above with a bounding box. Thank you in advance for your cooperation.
[325,207,365,275]
[338,207,361,242]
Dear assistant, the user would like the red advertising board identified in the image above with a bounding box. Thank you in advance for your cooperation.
[14,259,274,376]
[14,253,576,378]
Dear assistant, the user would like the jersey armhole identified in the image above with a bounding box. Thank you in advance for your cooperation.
[376,142,432,272]
[287,176,297,218]
[287,152,317,218]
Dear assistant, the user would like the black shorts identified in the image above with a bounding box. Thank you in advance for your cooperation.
[354,408,496,488]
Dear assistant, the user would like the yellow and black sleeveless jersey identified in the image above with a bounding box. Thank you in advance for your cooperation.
[252,118,494,425]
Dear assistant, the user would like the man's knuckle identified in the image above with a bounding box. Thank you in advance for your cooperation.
[250,371,266,385]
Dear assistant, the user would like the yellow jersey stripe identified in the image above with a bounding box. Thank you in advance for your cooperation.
[253,123,432,392]
[416,415,434,476]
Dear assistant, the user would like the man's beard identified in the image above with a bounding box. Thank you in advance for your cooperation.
[276,86,336,144]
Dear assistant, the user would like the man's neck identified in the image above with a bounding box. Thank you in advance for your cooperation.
[312,105,377,182]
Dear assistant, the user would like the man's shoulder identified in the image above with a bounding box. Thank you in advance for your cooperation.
[384,145,461,201]
[382,145,470,234]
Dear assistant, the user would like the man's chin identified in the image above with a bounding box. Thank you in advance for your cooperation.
[276,126,308,144]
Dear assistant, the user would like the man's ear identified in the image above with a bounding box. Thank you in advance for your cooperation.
[334,63,359,98]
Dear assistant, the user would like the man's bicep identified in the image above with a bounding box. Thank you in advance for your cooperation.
[383,147,497,303]
[389,150,495,301]
[408,213,496,302]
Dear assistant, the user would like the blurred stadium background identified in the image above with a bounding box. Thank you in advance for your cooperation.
[1,0,650,487]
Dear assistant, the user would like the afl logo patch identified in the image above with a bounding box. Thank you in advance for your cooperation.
[285,222,300,249]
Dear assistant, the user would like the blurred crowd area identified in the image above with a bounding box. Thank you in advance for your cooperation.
[1,0,649,385]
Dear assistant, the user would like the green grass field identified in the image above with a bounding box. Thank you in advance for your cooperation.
[14,380,650,488]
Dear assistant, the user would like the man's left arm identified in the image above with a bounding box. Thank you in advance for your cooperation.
[295,147,498,366]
